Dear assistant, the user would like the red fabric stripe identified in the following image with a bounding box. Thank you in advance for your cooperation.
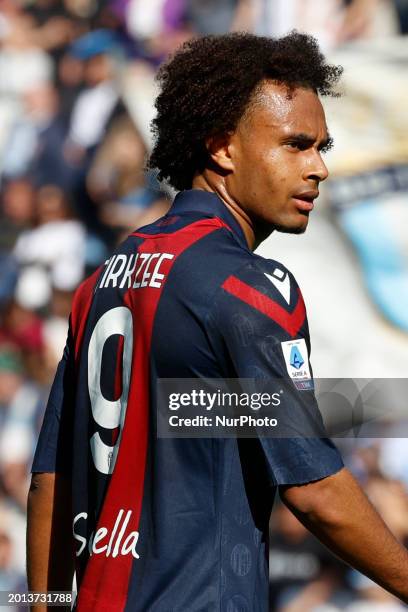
[131,216,233,239]
[222,276,306,338]
[76,221,220,611]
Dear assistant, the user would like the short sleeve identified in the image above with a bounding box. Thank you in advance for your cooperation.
[206,258,344,486]
[31,320,75,474]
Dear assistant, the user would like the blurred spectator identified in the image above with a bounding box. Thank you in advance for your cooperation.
[346,571,407,611]
[56,50,85,125]
[379,436,408,490]
[338,0,399,43]
[0,179,35,251]
[0,255,18,310]
[394,0,408,31]
[0,1,52,98]
[364,475,408,543]
[0,518,26,612]
[0,0,52,168]
[61,29,127,240]
[1,84,69,187]
[64,29,121,157]
[0,299,47,385]
[87,113,170,235]
[185,0,242,34]
[0,345,43,510]
[124,0,192,61]
[269,502,349,611]
[350,441,383,482]
[251,0,400,51]
[0,528,19,590]
[13,184,86,310]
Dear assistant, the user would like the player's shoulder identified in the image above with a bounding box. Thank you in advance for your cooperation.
[207,250,308,341]
[216,251,303,311]
[160,218,251,292]
[70,266,102,334]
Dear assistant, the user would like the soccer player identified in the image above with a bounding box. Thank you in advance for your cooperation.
[27,32,408,611]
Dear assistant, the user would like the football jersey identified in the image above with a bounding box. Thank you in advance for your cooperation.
[32,189,343,611]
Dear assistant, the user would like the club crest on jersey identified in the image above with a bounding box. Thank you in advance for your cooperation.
[281,338,313,390]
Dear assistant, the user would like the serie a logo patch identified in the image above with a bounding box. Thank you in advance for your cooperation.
[280,338,313,391]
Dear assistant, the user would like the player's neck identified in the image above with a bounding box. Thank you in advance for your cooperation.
[192,172,256,250]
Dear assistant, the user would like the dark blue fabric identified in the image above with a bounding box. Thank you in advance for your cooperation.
[32,189,343,611]
[32,325,74,473]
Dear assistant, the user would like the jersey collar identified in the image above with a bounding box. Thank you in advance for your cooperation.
[170,189,249,250]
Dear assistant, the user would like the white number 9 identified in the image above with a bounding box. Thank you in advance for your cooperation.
[88,306,133,474]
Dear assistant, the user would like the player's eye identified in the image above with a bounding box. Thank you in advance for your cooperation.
[286,141,309,151]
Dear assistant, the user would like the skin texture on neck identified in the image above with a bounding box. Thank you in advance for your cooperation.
[192,81,331,252]
[192,172,257,250]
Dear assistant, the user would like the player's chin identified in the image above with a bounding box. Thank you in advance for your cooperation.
[274,212,309,235]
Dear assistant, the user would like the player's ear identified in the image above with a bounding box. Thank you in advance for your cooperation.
[205,133,235,173]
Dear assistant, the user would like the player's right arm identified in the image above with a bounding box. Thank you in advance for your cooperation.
[27,324,76,610]
[27,473,74,610]
[280,467,408,603]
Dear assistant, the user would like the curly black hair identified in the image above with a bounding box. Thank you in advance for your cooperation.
[148,31,342,191]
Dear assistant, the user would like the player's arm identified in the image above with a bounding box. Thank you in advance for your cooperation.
[27,323,76,610]
[280,467,408,603]
[27,472,74,610]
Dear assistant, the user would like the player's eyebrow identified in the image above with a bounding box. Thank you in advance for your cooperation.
[282,131,334,151]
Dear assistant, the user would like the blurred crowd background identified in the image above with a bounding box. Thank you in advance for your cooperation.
[0,0,407,610]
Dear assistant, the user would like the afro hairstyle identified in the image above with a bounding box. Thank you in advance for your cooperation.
[148,31,342,191]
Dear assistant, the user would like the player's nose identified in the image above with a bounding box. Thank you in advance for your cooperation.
[305,153,329,183]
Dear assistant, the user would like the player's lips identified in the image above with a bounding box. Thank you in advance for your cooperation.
[292,190,319,212]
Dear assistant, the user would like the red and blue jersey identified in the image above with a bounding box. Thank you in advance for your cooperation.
[32,189,343,611]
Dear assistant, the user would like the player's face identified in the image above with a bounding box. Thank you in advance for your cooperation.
[226,82,330,237]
